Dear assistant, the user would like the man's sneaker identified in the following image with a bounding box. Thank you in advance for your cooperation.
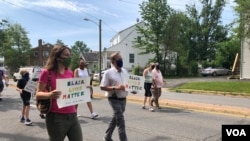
[149,107,155,112]
[103,137,113,141]
[24,119,32,125]
[91,112,98,119]
[20,117,25,123]
[156,106,162,109]
[142,106,146,109]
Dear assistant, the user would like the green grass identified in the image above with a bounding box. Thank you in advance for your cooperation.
[173,81,250,96]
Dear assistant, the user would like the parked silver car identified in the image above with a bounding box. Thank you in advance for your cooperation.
[200,67,231,76]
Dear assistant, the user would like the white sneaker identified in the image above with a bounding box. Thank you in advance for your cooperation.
[24,119,32,125]
[77,114,81,117]
[149,107,155,112]
[90,112,98,119]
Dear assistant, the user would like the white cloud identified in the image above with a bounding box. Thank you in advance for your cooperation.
[31,0,81,12]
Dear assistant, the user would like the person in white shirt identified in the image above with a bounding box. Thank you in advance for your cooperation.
[100,52,136,141]
[142,62,155,112]
[74,58,98,119]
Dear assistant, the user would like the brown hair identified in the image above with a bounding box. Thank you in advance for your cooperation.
[20,70,27,76]
[45,44,70,72]
[110,52,120,63]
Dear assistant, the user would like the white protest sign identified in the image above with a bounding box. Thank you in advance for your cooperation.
[56,77,90,108]
[124,74,145,94]
[24,80,37,94]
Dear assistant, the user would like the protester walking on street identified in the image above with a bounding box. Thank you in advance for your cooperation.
[142,62,155,112]
[151,63,166,109]
[36,44,83,141]
[4,66,10,87]
[100,52,136,141]
[16,70,32,125]
[0,69,5,101]
[74,58,98,119]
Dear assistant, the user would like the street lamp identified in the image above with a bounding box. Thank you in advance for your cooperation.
[84,18,102,82]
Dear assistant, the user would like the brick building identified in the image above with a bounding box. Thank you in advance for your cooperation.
[29,39,54,67]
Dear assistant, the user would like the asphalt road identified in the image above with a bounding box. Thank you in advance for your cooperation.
[1,85,250,141]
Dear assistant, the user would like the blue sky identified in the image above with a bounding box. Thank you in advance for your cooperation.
[0,0,237,51]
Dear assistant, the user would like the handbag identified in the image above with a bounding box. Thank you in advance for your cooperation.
[36,71,52,114]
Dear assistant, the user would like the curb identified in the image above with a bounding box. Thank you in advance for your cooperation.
[93,92,250,117]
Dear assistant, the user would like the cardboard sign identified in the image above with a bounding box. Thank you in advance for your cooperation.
[24,80,37,94]
[56,77,90,108]
[124,74,144,94]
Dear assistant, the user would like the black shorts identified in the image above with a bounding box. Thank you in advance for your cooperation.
[144,82,152,97]
[20,93,31,106]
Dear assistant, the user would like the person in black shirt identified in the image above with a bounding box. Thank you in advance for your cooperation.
[16,70,32,125]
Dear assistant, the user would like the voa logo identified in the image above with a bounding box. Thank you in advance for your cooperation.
[226,129,246,136]
[222,125,250,141]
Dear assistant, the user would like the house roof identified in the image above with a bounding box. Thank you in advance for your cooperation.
[32,43,54,49]
[82,52,99,62]
[110,21,144,41]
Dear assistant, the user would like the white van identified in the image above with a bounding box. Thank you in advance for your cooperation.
[13,66,42,82]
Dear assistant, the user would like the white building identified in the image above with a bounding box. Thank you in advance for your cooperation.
[102,22,154,72]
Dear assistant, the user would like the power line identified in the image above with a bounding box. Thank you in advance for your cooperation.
[1,0,84,28]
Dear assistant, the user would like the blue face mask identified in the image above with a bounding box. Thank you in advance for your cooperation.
[116,60,123,68]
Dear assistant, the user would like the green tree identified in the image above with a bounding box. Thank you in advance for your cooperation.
[56,39,65,45]
[214,35,241,69]
[176,0,228,75]
[199,0,227,62]
[134,0,172,67]
[234,0,250,38]
[161,11,188,75]
[3,23,31,71]
[70,41,90,70]
[0,19,10,56]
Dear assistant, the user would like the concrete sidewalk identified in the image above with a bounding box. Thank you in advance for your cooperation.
[92,90,250,118]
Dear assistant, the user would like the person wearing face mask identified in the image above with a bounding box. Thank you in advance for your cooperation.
[16,70,32,125]
[142,62,155,112]
[151,63,166,109]
[100,52,136,141]
[36,44,83,141]
[74,58,98,119]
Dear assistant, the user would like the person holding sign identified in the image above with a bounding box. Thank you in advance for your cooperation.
[74,58,98,119]
[16,70,32,125]
[142,62,155,112]
[100,52,136,141]
[36,44,83,141]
